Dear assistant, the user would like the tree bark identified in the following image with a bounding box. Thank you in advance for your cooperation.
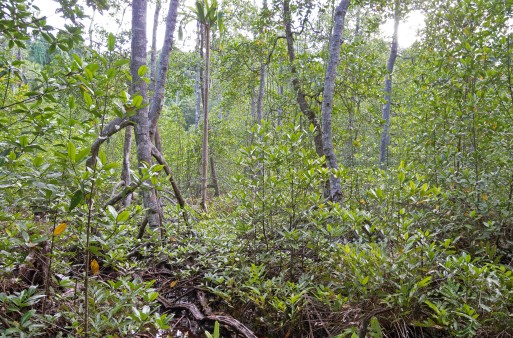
[283,0,323,157]
[148,0,179,138]
[150,0,161,94]
[121,125,133,207]
[379,0,400,169]
[86,117,132,169]
[131,0,160,228]
[194,20,203,129]
[200,24,211,211]
[321,0,351,203]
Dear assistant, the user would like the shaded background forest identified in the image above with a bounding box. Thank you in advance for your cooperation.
[1,0,513,337]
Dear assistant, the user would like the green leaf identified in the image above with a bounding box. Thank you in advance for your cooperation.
[67,141,76,162]
[76,148,90,163]
[83,92,93,106]
[19,135,29,147]
[85,63,99,75]
[69,189,84,212]
[20,310,35,325]
[107,33,115,51]
[370,317,382,337]
[72,53,82,66]
[107,205,118,220]
[360,276,369,286]
[114,59,130,67]
[132,95,143,107]
[116,210,130,223]
[417,276,432,288]
[99,149,107,165]
[138,65,148,76]
[68,95,75,109]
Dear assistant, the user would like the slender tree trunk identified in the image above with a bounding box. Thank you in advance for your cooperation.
[379,0,399,168]
[321,0,351,203]
[195,21,202,129]
[283,0,323,157]
[88,8,95,48]
[195,66,201,128]
[150,0,161,94]
[121,126,133,207]
[148,0,179,138]
[256,62,266,124]
[200,25,211,211]
[131,0,160,228]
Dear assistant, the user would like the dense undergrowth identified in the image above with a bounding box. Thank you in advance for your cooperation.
[2,124,513,337]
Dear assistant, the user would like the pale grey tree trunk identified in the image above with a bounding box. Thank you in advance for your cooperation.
[150,0,161,94]
[195,66,201,128]
[194,21,202,129]
[200,24,211,211]
[321,0,351,203]
[131,0,160,228]
[122,0,161,209]
[121,126,133,207]
[148,0,179,137]
[88,8,95,48]
[379,0,399,169]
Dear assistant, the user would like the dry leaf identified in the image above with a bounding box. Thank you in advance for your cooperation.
[54,222,67,235]
[169,280,177,288]
[91,259,100,275]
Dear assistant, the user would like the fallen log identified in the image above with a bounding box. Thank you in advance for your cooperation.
[157,295,257,338]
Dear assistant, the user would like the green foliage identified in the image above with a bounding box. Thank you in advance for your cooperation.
[2,0,513,337]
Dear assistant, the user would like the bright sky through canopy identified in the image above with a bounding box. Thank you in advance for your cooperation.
[36,0,425,50]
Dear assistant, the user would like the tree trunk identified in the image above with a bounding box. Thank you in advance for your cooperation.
[150,0,161,94]
[283,0,323,157]
[194,21,203,129]
[256,62,266,124]
[148,0,179,138]
[121,126,133,207]
[200,25,211,211]
[131,0,160,228]
[379,0,399,169]
[195,67,201,128]
[321,0,351,203]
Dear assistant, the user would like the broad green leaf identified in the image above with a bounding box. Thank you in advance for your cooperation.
[132,95,143,107]
[19,135,29,147]
[138,65,148,76]
[67,141,76,162]
[107,205,118,219]
[116,210,130,223]
[417,276,432,288]
[69,189,84,212]
[83,92,93,106]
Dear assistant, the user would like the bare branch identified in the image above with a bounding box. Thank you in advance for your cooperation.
[86,117,132,168]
